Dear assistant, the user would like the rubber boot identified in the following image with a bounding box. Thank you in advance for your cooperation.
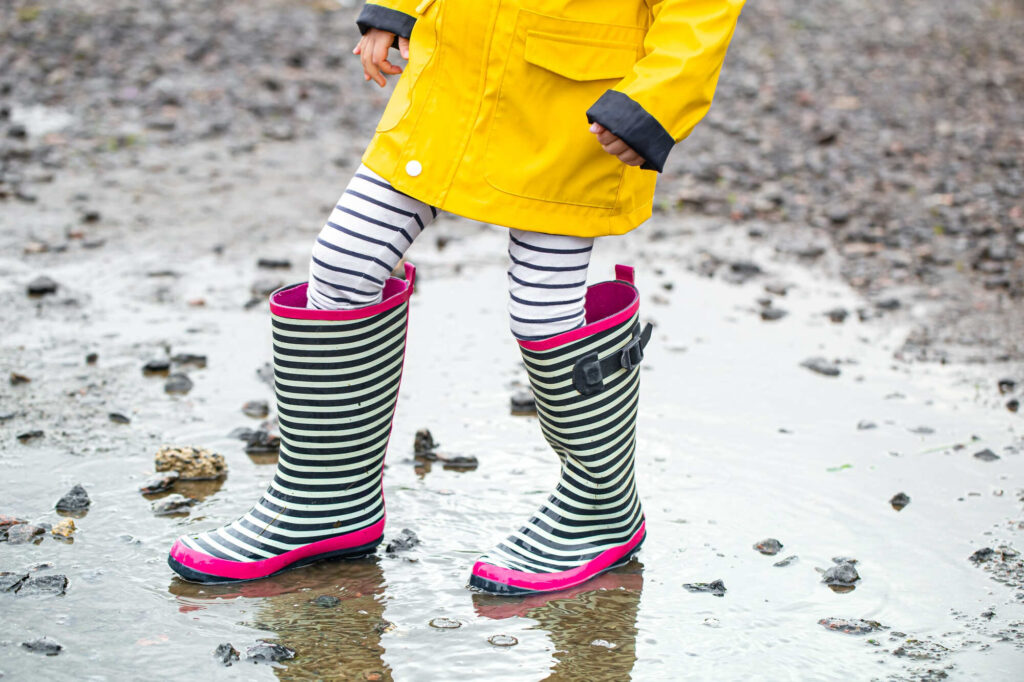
[168,263,416,583]
[470,264,652,595]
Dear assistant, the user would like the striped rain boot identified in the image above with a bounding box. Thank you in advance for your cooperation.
[470,265,652,595]
[167,263,416,583]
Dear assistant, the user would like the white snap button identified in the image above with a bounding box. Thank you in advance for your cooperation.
[405,160,422,177]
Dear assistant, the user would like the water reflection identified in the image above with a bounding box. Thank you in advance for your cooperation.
[474,561,644,681]
[169,558,392,680]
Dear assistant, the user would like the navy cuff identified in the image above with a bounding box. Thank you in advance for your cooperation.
[356,4,416,39]
[586,90,674,173]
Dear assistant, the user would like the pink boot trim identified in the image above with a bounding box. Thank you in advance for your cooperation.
[169,518,386,581]
[470,522,646,594]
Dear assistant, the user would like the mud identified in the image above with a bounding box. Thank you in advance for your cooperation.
[2,0,1024,679]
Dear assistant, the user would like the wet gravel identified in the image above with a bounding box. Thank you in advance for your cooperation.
[0,0,1022,679]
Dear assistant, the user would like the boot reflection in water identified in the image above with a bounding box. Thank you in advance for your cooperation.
[169,558,394,680]
[474,562,644,679]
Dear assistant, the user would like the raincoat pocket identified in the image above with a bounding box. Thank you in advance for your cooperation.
[376,2,440,133]
[484,14,643,209]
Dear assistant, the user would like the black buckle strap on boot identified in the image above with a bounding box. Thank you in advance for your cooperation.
[572,322,653,396]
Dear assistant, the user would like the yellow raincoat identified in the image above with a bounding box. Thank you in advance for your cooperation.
[357,0,744,237]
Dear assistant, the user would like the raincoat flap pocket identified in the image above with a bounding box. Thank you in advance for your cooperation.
[524,31,637,82]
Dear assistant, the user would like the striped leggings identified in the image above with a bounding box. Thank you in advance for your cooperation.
[307,165,593,340]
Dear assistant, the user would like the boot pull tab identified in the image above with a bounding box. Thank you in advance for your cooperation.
[614,264,635,285]
[572,322,653,395]
[403,262,417,290]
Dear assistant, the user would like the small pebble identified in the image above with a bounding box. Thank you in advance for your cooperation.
[55,484,91,512]
[109,412,131,424]
[856,420,877,430]
[314,595,341,608]
[214,642,239,666]
[143,359,171,375]
[760,307,788,321]
[385,528,420,554]
[5,524,45,544]
[414,428,438,456]
[51,518,75,539]
[85,352,98,365]
[164,373,193,395]
[969,548,994,563]
[16,430,43,443]
[773,555,798,567]
[140,471,179,495]
[242,400,270,419]
[21,638,62,655]
[26,275,58,296]
[510,390,536,416]
[819,618,884,635]
[171,353,207,368]
[996,378,1016,395]
[683,579,726,597]
[973,448,1000,462]
[151,494,196,516]
[890,492,911,511]
[245,642,295,664]
[800,357,841,377]
[824,308,849,323]
[10,372,31,385]
[257,258,291,269]
[753,538,783,555]
[17,574,68,597]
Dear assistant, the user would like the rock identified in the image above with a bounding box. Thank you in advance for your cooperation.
[800,357,841,377]
[155,446,226,480]
[0,571,28,592]
[821,561,860,586]
[151,494,197,516]
[753,538,783,555]
[313,595,341,608]
[257,258,291,269]
[725,260,762,284]
[893,639,950,660]
[26,275,58,296]
[824,307,848,323]
[385,528,420,554]
[997,378,1016,395]
[775,240,825,259]
[17,430,43,443]
[760,307,788,321]
[55,484,90,512]
[140,471,179,494]
[245,641,296,664]
[413,429,438,456]
[764,282,789,296]
[908,426,934,434]
[242,400,269,419]
[890,492,911,511]
[108,412,131,424]
[818,618,884,635]
[51,518,75,538]
[21,638,62,655]
[9,371,30,385]
[1008,399,1020,413]
[440,454,478,470]
[0,514,27,530]
[6,524,45,544]
[510,390,536,416]
[142,359,171,375]
[17,574,68,596]
[164,373,193,395]
[773,555,798,567]
[969,548,995,563]
[243,429,280,454]
[875,298,901,311]
[973,448,1000,462]
[214,643,240,666]
[171,353,207,369]
[856,420,877,430]
[85,352,99,365]
[428,617,461,629]
[488,634,518,647]
[683,579,726,596]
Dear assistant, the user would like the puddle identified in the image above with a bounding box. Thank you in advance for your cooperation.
[1,135,1022,679]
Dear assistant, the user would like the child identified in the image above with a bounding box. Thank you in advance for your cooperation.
[167,0,744,594]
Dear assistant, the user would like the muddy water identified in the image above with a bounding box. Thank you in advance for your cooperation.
[2,136,1022,679]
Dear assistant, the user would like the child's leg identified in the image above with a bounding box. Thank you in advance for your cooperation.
[506,228,594,340]
[308,164,436,310]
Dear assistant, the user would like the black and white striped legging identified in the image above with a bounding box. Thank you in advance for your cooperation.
[308,165,593,340]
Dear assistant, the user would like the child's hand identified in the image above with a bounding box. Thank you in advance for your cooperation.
[353,29,411,87]
[589,123,646,167]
